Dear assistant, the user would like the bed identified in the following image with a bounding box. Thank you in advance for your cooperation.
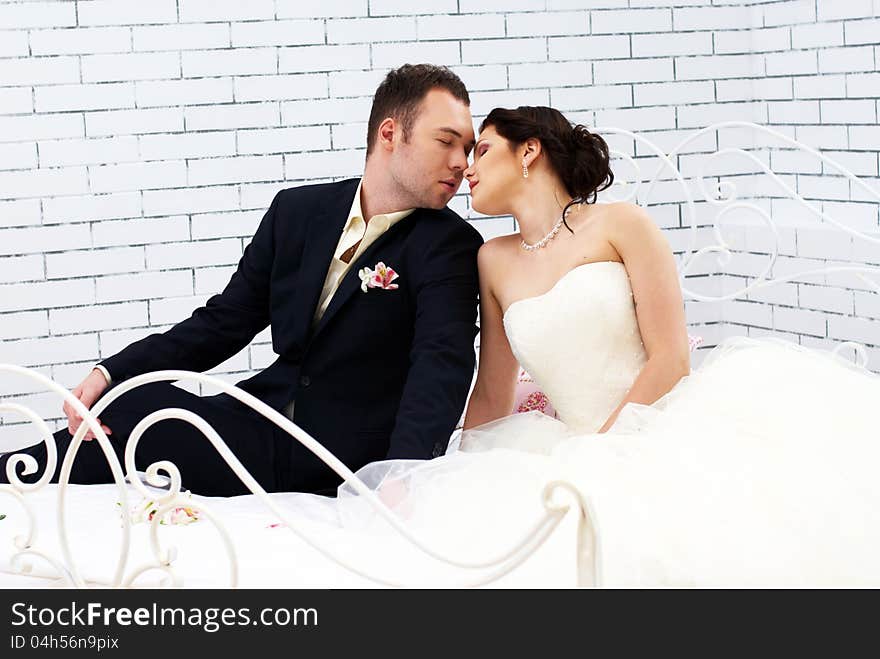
[2,121,878,588]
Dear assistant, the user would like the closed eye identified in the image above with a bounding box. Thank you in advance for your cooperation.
[437,139,452,145]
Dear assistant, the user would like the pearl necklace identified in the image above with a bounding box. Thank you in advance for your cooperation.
[520,214,566,251]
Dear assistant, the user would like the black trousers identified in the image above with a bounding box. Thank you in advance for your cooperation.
[0,382,295,497]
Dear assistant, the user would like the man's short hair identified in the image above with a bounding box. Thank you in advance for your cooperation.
[366,63,470,155]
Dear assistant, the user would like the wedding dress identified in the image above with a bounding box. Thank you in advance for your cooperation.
[4,261,879,587]
[306,259,880,586]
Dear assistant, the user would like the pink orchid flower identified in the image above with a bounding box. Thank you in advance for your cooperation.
[120,494,200,526]
[168,507,198,525]
[359,262,399,292]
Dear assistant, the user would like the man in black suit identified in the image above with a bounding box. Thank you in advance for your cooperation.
[1,64,483,496]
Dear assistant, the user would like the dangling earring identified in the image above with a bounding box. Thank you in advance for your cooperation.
[522,160,529,179]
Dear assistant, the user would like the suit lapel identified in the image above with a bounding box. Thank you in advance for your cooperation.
[311,210,417,339]
[291,178,360,345]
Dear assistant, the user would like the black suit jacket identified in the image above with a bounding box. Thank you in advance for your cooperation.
[99,178,484,492]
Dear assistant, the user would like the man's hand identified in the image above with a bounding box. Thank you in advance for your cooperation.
[63,368,112,441]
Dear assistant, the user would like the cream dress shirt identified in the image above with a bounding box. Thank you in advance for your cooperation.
[311,179,414,326]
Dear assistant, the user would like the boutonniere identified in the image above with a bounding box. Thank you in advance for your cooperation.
[359,261,400,292]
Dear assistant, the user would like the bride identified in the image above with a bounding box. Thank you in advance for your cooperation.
[461,106,689,438]
[294,105,880,587]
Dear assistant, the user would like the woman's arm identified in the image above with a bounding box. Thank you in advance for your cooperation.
[597,203,691,432]
[463,241,520,429]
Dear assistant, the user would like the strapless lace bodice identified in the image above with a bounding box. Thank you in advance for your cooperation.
[503,260,647,433]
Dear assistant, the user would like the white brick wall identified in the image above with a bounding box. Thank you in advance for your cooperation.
[1,0,879,447]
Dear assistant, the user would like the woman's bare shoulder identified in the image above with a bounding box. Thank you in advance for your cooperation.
[477,234,520,297]
[478,233,518,266]
[602,200,654,225]
[585,201,656,241]
[600,201,675,267]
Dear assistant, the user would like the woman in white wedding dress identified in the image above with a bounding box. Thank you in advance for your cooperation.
[314,106,880,587]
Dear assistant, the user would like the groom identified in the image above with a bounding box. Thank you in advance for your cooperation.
[1,64,482,496]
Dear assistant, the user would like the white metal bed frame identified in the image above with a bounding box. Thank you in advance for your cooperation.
[1,121,878,588]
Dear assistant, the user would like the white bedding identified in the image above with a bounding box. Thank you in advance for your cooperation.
[0,483,578,588]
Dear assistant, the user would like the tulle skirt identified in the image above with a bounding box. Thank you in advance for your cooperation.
[278,335,880,587]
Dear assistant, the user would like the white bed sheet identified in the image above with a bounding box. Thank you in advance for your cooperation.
[0,483,578,588]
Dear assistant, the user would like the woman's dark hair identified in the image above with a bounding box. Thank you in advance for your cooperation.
[367,63,470,155]
[480,106,614,232]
